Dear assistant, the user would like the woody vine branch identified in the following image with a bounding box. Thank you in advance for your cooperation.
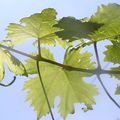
[0,43,120,75]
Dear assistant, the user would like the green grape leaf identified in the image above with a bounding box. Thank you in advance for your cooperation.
[0,48,27,81]
[23,48,98,119]
[89,17,120,41]
[89,3,120,41]
[6,8,66,47]
[56,17,102,42]
[104,42,120,81]
[115,85,120,95]
[90,3,120,24]
[64,47,95,69]
[104,42,120,64]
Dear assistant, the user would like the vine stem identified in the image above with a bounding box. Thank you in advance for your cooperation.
[0,44,36,60]
[36,39,55,120]
[1,44,120,75]
[94,42,120,109]
[97,75,120,109]
[0,76,16,87]
[41,57,120,74]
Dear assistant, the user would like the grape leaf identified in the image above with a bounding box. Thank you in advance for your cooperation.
[0,48,27,81]
[23,48,98,119]
[64,47,95,69]
[6,8,66,47]
[56,4,120,42]
[89,17,120,41]
[56,17,102,42]
[115,85,120,95]
[89,3,120,41]
[90,3,120,24]
[104,42,120,64]
[104,42,120,86]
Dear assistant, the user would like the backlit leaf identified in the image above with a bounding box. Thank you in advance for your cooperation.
[6,8,66,47]
[0,48,27,81]
[24,48,98,119]
[89,4,120,42]
[90,3,120,24]
[104,42,120,64]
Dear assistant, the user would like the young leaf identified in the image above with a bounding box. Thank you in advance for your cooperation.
[6,8,65,47]
[23,48,98,119]
[0,48,27,81]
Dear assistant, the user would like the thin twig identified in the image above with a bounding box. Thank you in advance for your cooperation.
[0,44,36,60]
[41,57,120,75]
[36,39,55,120]
[94,42,101,68]
[97,75,120,109]
[41,57,95,73]
[94,42,120,109]
[0,76,16,87]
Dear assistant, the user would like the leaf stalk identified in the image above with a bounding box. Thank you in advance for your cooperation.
[36,39,55,120]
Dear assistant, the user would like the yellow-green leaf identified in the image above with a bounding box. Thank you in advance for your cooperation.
[104,42,120,64]
[0,48,27,81]
[6,8,66,47]
[89,4,120,42]
[24,48,98,119]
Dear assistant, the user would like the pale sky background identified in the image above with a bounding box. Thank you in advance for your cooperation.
[0,0,120,120]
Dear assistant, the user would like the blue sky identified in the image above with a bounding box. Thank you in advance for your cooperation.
[0,0,120,120]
